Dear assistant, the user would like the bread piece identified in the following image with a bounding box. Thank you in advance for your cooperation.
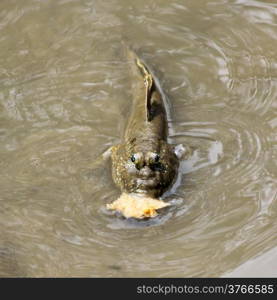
[106,193,170,219]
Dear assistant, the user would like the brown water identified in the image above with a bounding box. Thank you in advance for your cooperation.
[0,0,276,277]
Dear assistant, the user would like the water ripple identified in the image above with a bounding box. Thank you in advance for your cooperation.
[0,0,276,277]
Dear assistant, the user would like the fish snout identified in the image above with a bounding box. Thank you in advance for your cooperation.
[139,166,153,179]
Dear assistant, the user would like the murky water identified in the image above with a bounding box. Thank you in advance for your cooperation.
[0,0,276,277]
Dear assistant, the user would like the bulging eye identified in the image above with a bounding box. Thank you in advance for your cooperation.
[154,154,160,162]
[130,155,136,163]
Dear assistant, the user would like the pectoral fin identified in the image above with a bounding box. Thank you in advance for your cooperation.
[102,146,115,160]
[81,145,117,180]
[173,144,190,160]
[84,145,114,171]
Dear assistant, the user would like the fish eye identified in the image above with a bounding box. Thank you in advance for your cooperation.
[154,154,160,162]
[130,155,136,163]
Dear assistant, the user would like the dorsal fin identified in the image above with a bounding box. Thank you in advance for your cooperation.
[136,58,154,122]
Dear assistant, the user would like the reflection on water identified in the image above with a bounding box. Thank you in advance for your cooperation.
[0,0,276,277]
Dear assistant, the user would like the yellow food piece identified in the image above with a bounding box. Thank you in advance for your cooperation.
[106,193,170,219]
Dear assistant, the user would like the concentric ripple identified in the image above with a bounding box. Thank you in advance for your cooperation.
[0,0,276,277]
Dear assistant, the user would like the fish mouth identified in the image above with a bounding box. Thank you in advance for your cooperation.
[136,178,160,190]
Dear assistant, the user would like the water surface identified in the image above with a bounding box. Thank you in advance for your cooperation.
[0,0,276,277]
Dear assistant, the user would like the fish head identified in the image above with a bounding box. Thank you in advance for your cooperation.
[111,141,179,197]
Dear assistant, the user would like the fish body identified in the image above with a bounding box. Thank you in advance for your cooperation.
[111,49,179,198]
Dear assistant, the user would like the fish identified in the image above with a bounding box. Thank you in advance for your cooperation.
[108,48,182,199]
